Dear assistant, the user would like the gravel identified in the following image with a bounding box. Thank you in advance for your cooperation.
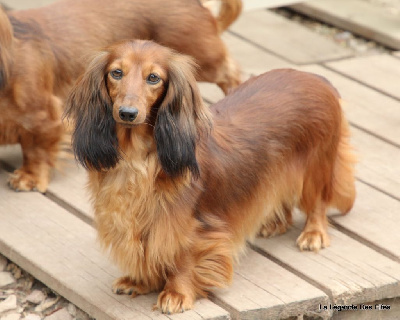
[0,255,91,320]
[274,0,400,56]
[273,6,393,56]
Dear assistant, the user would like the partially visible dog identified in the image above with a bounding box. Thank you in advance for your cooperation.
[0,0,241,192]
[65,40,356,314]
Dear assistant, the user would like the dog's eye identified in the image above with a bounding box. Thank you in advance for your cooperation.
[146,73,160,84]
[110,69,123,80]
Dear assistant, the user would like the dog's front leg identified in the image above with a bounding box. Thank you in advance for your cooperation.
[112,276,162,297]
[157,256,197,314]
[8,95,63,193]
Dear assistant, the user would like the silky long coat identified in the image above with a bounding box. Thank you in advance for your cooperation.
[66,40,356,314]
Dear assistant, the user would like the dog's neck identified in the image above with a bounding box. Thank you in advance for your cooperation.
[116,124,155,161]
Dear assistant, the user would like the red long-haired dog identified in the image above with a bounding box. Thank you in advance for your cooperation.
[65,40,356,313]
[0,0,241,193]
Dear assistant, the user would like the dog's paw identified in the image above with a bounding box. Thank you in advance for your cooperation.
[157,289,194,314]
[258,220,289,238]
[296,230,330,252]
[112,276,150,297]
[8,169,47,193]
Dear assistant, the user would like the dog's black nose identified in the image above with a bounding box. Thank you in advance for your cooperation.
[119,107,138,122]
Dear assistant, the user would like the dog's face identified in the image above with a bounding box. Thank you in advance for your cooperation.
[65,40,212,177]
[105,44,168,127]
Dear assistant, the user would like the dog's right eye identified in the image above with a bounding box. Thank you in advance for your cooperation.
[110,69,123,80]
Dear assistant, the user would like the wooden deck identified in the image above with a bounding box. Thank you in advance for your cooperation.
[1,1,400,319]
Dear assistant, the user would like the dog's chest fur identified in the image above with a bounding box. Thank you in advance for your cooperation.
[88,138,195,284]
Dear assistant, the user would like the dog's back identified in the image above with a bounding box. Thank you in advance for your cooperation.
[198,69,356,251]
[6,0,240,96]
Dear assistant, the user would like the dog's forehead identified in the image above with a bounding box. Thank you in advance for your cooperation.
[108,42,169,71]
[112,41,169,62]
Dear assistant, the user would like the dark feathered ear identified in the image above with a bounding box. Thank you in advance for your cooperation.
[155,53,212,179]
[0,8,13,89]
[64,51,120,171]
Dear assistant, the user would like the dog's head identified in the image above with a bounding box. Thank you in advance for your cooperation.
[65,40,211,178]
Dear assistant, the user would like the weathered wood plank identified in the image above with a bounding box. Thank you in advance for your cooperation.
[229,9,353,64]
[204,0,303,12]
[253,210,400,306]
[298,64,400,146]
[326,54,400,100]
[332,181,400,260]
[243,0,302,11]
[291,0,400,50]
[214,250,329,319]
[223,32,294,75]
[351,126,400,199]
[0,145,93,221]
[0,170,229,320]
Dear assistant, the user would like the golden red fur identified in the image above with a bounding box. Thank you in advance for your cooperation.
[65,40,356,314]
[0,0,241,192]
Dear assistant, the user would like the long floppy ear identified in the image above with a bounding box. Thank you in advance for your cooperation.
[0,7,13,89]
[155,53,212,179]
[64,51,120,171]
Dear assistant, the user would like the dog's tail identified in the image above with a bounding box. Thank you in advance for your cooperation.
[202,0,242,33]
[330,101,357,215]
[0,6,13,89]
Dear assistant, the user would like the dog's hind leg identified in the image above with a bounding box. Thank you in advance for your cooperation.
[296,198,330,252]
[297,113,356,252]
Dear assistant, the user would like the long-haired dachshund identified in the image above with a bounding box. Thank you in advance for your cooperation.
[65,40,356,313]
[0,0,241,192]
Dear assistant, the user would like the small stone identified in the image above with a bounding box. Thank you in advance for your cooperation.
[6,265,21,280]
[66,303,76,317]
[0,272,15,288]
[26,290,46,305]
[75,309,91,320]
[44,308,73,320]
[0,295,17,313]
[21,275,34,291]
[0,255,7,272]
[0,313,21,320]
[334,31,352,42]
[0,290,15,299]
[348,39,368,53]
[22,315,41,320]
[34,297,59,312]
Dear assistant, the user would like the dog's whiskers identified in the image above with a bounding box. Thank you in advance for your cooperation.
[144,121,155,128]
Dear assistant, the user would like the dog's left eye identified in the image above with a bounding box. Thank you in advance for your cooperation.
[146,73,161,84]
[110,69,123,80]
